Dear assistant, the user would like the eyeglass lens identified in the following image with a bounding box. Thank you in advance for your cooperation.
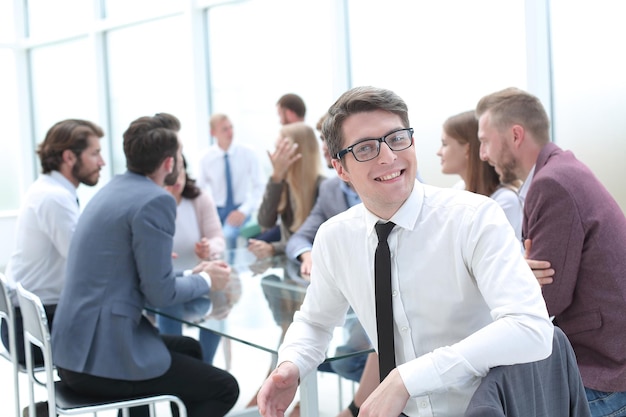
[352,129,412,161]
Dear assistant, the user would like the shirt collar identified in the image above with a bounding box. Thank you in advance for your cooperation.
[48,170,78,196]
[340,181,361,205]
[364,179,423,238]
[518,165,536,204]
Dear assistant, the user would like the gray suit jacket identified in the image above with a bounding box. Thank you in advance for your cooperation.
[285,176,354,261]
[464,327,591,417]
[52,171,210,381]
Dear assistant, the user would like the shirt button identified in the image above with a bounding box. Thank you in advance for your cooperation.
[392,290,398,296]
[420,401,428,408]
[401,326,409,332]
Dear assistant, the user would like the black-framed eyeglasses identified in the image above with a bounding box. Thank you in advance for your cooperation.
[335,128,414,162]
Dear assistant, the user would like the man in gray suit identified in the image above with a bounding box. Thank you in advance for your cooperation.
[52,113,239,417]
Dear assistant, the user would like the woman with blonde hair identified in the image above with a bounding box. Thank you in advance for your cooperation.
[248,122,325,258]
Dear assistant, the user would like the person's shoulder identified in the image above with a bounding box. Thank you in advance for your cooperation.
[320,175,343,190]
[490,185,518,199]
[199,145,221,161]
[28,175,75,206]
[233,142,260,158]
[422,183,490,208]
[110,172,172,204]
[192,190,215,207]
[319,202,362,231]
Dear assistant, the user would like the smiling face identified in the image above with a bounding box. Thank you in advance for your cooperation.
[332,110,416,219]
[436,132,469,177]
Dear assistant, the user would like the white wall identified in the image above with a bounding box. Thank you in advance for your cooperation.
[550,0,626,212]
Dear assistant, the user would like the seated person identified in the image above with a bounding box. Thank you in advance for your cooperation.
[257,86,553,417]
[2,119,105,366]
[51,113,239,417]
[157,155,238,365]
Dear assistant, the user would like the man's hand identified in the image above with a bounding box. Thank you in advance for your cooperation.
[358,368,409,417]
[226,209,246,227]
[298,251,313,280]
[257,362,300,417]
[524,239,554,287]
[248,238,275,259]
[193,260,231,291]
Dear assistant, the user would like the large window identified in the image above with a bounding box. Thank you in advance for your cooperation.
[348,0,527,187]
[0,50,21,212]
[107,15,193,175]
[30,39,104,203]
[26,0,92,39]
[550,0,626,210]
[207,0,343,177]
[2,0,625,270]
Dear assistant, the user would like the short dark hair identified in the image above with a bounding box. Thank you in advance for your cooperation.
[37,119,104,174]
[123,113,180,175]
[322,86,409,160]
[277,93,306,119]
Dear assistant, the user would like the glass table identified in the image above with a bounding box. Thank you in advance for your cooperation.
[148,248,372,417]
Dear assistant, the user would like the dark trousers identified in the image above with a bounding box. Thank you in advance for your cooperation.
[1,304,56,365]
[58,335,239,417]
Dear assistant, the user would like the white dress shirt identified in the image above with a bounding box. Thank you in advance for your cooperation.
[197,142,265,217]
[490,186,523,242]
[6,171,79,305]
[278,180,553,417]
[518,165,536,205]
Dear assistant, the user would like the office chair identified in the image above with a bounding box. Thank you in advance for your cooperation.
[16,282,187,417]
[1,273,50,417]
[0,272,22,417]
[464,326,591,417]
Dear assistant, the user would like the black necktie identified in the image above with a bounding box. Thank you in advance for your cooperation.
[375,221,396,382]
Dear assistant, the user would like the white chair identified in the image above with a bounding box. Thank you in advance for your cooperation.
[0,272,21,417]
[16,282,188,417]
[1,273,49,417]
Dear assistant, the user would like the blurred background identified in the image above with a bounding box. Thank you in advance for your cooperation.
[1,0,625,269]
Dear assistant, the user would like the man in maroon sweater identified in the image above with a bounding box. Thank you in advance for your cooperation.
[476,87,626,417]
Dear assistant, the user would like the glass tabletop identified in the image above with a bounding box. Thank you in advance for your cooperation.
[148,248,372,362]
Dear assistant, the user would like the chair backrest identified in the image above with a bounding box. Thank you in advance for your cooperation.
[1,272,22,417]
[15,282,59,415]
[0,272,19,364]
[0,272,11,318]
[0,272,15,344]
[16,283,50,354]
[464,326,591,417]
[15,282,188,417]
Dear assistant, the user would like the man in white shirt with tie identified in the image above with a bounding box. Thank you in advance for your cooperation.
[257,87,553,417]
[2,119,105,367]
[197,113,265,252]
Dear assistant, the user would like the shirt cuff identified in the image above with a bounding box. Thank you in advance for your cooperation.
[184,269,212,290]
[198,271,211,289]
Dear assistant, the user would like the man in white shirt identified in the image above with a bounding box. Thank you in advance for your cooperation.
[2,119,105,365]
[197,114,265,252]
[257,86,553,417]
